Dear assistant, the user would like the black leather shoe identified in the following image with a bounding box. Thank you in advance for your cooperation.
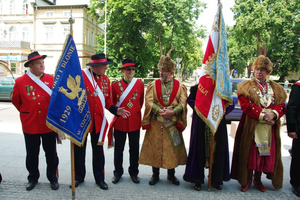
[26,181,38,191]
[97,181,108,190]
[293,186,300,197]
[149,176,159,185]
[213,184,223,190]
[112,176,121,184]
[69,180,82,188]
[130,175,140,184]
[50,182,59,190]
[167,175,180,185]
[0,173,2,184]
[194,183,201,191]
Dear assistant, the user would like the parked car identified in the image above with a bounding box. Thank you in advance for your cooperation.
[226,78,286,126]
[0,76,15,101]
[225,78,245,122]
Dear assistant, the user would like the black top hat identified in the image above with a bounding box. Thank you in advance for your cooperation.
[86,53,113,66]
[119,58,137,70]
[24,51,47,67]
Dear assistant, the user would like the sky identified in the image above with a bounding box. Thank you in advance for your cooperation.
[197,0,236,52]
[57,0,236,52]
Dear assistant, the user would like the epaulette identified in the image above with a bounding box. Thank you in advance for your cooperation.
[112,79,121,84]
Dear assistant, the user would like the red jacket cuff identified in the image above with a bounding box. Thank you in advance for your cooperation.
[175,123,184,132]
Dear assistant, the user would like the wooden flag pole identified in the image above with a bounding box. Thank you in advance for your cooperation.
[207,132,214,191]
[68,7,76,200]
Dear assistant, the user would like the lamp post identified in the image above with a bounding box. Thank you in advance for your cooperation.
[68,7,75,36]
[176,58,182,81]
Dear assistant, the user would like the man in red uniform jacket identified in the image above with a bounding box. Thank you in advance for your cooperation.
[11,51,59,191]
[74,53,129,190]
[109,58,144,184]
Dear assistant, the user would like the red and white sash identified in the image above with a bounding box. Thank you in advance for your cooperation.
[83,69,107,144]
[26,71,52,96]
[107,78,137,148]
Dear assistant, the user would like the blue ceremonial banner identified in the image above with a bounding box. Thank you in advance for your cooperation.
[46,34,91,147]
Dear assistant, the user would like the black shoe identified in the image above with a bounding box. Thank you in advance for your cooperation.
[97,181,108,190]
[112,176,121,184]
[194,183,201,191]
[130,175,140,184]
[50,182,59,190]
[26,181,38,191]
[0,173,2,184]
[69,180,82,188]
[167,175,180,185]
[213,184,223,190]
[149,176,159,185]
[293,186,300,197]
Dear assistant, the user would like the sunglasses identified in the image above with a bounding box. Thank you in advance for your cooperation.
[125,67,135,71]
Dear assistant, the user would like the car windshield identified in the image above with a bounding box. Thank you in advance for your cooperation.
[0,77,15,85]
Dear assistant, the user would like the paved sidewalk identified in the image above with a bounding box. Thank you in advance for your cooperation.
[0,78,298,199]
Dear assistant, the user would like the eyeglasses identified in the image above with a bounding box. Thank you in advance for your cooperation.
[160,70,170,73]
[125,67,135,71]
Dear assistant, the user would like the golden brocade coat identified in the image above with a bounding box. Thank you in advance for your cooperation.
[139,79,188,169]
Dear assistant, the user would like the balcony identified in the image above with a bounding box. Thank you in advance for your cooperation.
[0,41,31,49]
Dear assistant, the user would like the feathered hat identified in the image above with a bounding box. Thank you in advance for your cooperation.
[157,47,176,72]
[252,55,273,74]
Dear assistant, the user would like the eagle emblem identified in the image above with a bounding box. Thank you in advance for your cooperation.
[59,75,86,106]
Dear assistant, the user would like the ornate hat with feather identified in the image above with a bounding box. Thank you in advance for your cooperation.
[157,47,176,72]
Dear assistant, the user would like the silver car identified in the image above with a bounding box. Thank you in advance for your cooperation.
[0,76,15,101]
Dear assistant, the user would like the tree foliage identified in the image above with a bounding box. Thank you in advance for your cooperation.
[229,0,300,80]
[89,0,206,78]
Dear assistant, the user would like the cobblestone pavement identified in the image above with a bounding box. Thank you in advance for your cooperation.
[0,78,298,199]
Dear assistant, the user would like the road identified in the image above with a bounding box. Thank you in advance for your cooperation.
[0,79,297,199]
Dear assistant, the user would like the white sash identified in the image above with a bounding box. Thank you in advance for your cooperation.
[26,71,52,96]
[83,69,107,142]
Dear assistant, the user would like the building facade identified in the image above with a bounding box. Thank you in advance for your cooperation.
[0,0,103,76]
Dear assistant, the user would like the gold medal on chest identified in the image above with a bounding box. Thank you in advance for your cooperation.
[127,101,133,109]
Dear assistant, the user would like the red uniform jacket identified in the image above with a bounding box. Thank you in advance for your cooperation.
[12,73,53,134]
[82,71,113,134]
[111,78,144,132]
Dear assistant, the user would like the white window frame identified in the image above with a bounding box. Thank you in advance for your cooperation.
[62,25,70,40]
[22,26,29,41]
[9,26,18,41]
[10,0,16,14]
[45,25,54,42]
[63,11,71,17]
[22,0,28,14]
[45,11,54,17]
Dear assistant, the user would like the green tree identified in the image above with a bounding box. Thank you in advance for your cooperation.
[230,0,300,80]
[89,0,205,78]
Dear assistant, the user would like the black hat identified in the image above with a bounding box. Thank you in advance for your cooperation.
[24,51,47,67]
[86,53,113,66]
[119,58,137,70]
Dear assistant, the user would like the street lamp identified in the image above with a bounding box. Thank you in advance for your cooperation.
[176,58,182,80]
[68,7,75,36]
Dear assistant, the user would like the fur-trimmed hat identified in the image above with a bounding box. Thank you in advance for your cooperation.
[252,55,273,74]
[157,47,176,72]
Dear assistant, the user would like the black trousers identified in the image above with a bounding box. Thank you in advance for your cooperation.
[24,132,59,183]
[152,167,175,177]
[74,130,105,183]
[290,137,300,187]
[113,129,140,177]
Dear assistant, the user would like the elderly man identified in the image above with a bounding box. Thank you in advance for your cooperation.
[74,53,129,190]
[139,48,187,186]
[12,51,59,191]
[110,58,144,184]
[231,55,287,192]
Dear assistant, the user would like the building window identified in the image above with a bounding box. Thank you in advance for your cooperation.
[86,28,89,45]
[0,0,2,14]
[22,0,28,14]
[9,26,18,41]
[45,11,54,17]
[63,11,71,17]
[62,25,69,40]
[91,31,94,46]
[87,14,89,21]
[10,0,16,14]
[92,18,94,24]
[10,63,16,73]
[45,25,54,42]
[22,26,29,41]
